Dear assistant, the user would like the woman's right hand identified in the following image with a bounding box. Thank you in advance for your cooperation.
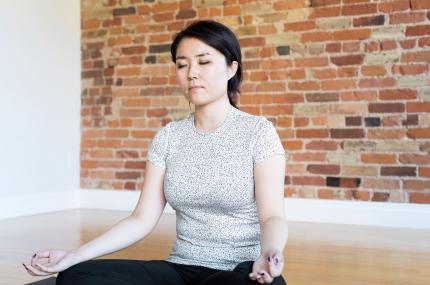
[23,250,83,276]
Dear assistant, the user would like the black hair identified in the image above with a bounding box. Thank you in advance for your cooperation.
[170,20,242,108]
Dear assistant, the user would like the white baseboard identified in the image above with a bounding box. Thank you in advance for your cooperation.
[0,190,79,220]
[284,198,430,229]
[1,189,429,229]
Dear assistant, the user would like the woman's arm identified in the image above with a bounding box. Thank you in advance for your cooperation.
[250,155,287,284]
[25,161,166,275]
[72,161,167,262]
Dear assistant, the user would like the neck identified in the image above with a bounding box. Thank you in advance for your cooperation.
[193,97,232,133]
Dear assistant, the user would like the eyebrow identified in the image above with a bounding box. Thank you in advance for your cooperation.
[176,52,211,60]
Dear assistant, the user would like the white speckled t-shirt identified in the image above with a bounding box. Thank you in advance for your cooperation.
[147,106,285,270]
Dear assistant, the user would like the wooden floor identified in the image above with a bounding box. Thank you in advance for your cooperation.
[1,209,429,285]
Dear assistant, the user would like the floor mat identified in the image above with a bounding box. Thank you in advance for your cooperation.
[24,277,56,285]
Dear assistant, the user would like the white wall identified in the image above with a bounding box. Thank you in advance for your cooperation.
[0,0,80,216]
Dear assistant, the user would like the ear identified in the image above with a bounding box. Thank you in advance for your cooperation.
[227,61,239,80]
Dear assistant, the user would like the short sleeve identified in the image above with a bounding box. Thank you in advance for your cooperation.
[252,118,285,166]
[147,123,171,169]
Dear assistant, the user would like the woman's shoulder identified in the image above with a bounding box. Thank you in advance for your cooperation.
[232,107,271,129]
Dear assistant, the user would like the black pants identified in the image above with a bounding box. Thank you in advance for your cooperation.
[56,259,286,285]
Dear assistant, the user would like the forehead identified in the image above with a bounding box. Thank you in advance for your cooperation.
[176,37,223,59]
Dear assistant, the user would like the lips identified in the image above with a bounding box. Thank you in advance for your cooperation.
[189,85,203,91]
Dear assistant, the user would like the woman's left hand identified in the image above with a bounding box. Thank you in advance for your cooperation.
[249,251,284,284]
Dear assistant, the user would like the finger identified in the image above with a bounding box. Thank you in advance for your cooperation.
[35,262,60,273]
[257,276,264,284]
[22,263,36,276]
[249,272,258,281]
[31,251,50,267]
[23,263,49,276]
[260,271,274,284]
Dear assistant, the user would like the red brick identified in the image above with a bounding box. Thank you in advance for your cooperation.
[368,129,406,139]
[125,161,146,169]
[274,0,307,9]
[301,31,333,42]
[223,5,241,16]
[361,153,397,164]
[295,57,329,67]
[390,12,426,24]
[288,81,320,90]
[330,128,365,138]
[326,42,341,53]
[362,65,387,76]
[400,39,417,49]
[239,37,265,47]
[105,129,129,138]
[372,192,390,202]
[410,0,430,10]
[379,89,417,100]
[408,128,430,139]
[419,167,430,177]
[404,179,430,190]
[152,2,178,13]
[261,59,292,69]
[333,29,371,40]
[318,189,334,199]
[378,0,410,13]
[256,83,286,92]
[419,37,430,47]
[406,25,430,36]
[293,176,326,186]
[306,140,338,150]
[342,42,360,52]
[342,3,377,15]
[147,108,168,117]
[409,193,430,204]
[362,178,400,189]
[309,7,341,18]
[330,54,364,66]
[407,102,430,113]
[381,167,416,176]
[401,51,430,62]
[380,40,397,50]
[296,129,329,138]
[284,140,304,150]
[310,0,340,7]
[292,152,326,161]
[284,21,316,32]
[400,154,430,165]
[392,64,428,75]
[116,171,141,180]
[322,79,356,90]
[360,77,396,88]
[82,19,101,29]
[307,164,340,175]
[259,24,277,35]
[312,69,338,79]
[369,103,404,113]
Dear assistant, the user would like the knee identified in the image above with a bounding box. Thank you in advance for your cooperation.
[55,262,88,285]
[55,268,76,285]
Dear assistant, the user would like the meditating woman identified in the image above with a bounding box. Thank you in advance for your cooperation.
[24,20,288,285]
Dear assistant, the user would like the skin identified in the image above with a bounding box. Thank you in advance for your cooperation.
[24,37,288,284]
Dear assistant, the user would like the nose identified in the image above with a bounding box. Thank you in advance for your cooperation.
[187,63,198,80]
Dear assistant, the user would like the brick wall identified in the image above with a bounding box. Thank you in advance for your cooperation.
[81,0,430,204]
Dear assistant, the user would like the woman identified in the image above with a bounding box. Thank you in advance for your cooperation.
[24,20,288,285]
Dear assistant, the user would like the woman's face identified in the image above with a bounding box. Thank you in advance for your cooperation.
[175,37,237,107]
